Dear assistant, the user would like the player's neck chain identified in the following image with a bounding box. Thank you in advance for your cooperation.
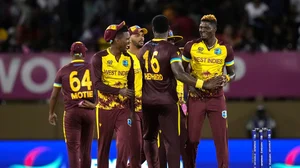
[206,38,217,50]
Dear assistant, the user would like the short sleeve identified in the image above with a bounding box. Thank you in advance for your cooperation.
[182,41,193,62]
[170,46,182,64]
[225,44,234,66]
[53,69,62,87]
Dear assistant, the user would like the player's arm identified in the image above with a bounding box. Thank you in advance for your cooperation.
[48,71,62,126]
[224,45,236,83]
[127,57,135,113]
[49,87,61,115]
[79,100,96,109]
[91,54,120,94]
[171,52,223,90]
[182,41,192,70]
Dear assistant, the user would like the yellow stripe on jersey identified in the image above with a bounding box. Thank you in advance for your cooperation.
[53,83,62,87]
[177,103,180,136]
[157,130,162,148]
[225,60,234,66]
[182,55,191,62]
[96,103,100,139]
[170,57,182,64]
[63,111,67,143]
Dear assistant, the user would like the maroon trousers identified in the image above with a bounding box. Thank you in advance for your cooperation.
[128,112,147,167]
[158,108,188,168]
[96,107,142,168]
[63,108,95,168]
[142,103,181,168]
[129,112,143,168]
[185,96,229,168]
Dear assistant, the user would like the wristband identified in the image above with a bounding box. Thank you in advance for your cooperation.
[195,79,204,89]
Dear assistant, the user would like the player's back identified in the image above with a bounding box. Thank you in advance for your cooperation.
[139,39,179,105]
[56,60,94,110]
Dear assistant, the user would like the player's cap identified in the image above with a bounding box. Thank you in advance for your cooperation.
[128,25,148,36]
[104,21,126,42]
[167,30,183,43]
[70,41,88,57]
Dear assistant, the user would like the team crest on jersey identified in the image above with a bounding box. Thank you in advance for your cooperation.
[222,110,227,119]
[122,60,129,67]
[214,48,221,55]
[107,60,113,66]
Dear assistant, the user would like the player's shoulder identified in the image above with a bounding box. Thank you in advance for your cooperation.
[139,40,153,53]
[163,41,179,52]
[217,39,233,50]
[59,63,72,71]
[55,63,70,76]
[93,49,109,58]
[91,49,109,63]
[161,40,176,47]
[186,38,202,46]
[142,40,152,48]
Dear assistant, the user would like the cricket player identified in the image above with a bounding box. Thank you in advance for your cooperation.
[182,14,236,168]
[158,30,188,168]
[126,25,148,167]
[138,15,223,168]
[49,41,95,168]
[91,21,139,168]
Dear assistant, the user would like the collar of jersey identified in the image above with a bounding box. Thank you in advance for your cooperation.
[71,59,84,63]
[202,38,219,49]
[107,47,121,56]
[127,50,135,56]
[152,38,167,41]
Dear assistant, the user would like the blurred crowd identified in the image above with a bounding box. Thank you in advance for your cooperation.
[0,0,299,53]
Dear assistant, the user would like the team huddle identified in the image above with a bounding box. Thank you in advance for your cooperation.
[48,14,236,168]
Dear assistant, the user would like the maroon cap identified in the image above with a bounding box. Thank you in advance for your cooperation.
[104,21,126,42]
[70,41,88,57]
[128,25,148,36]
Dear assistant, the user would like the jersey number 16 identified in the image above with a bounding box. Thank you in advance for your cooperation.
[143,50,161,73]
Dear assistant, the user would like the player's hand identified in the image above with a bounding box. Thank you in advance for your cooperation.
[189,86,201,97]
[78,100,96,109]
[119,88,134,98]
[189,86,197,94]
[221,75,229,86]
[48,113,57,126]
[203,76,224,90]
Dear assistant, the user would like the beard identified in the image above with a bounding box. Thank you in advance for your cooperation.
[132,40,143,48]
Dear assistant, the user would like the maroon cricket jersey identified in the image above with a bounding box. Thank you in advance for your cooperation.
[53,60,94,110]
[138,39,182,105]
